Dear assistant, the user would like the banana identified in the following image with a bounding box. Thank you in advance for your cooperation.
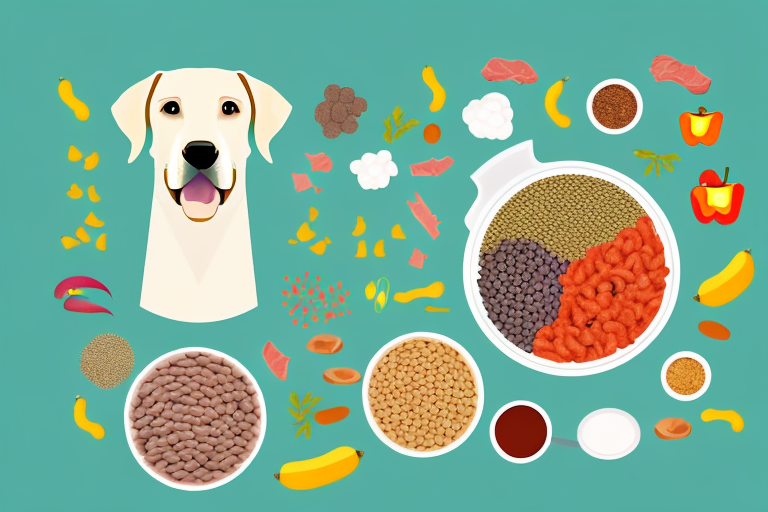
[545,76,570,128]
[422,66,446,112]
[694,249,754,307]
[275,446,363,490]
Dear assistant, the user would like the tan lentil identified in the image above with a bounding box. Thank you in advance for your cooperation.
[480,174,647,261]
[368,338,477,452]
[80,334,134,389]
[666,358,706,395]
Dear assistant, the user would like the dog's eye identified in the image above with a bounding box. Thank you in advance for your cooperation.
[222,101,240,116]
[162,101,181,115]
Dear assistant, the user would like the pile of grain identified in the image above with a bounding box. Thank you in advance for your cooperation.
[80,334,134,389]
[481,175,647,261]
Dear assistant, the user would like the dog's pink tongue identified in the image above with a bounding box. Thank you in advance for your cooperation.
[180,173,219,221]
[182,173,217,203]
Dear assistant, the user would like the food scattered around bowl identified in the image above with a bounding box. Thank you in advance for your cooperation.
[654,418,691,440]
[315,85,367,139]
[410,157,454,177]
[391,224,406,239]
[304,152,333,172]
[408,192,442,239]
[67,183,83,199]
[74,395,104,439]
[263,341,290,381]
[68,145,83,161]
[58,77,89,121]
[666,357,706,395]
[275,446,363,490]
[288,391,322,439]
[694,249,754,307]
[544,76,570,128]
[314,406,350,426]
[493,404,548,459]
[592,84,637,130]
[393,281,444,303]
[698,320,730,340]
[81,334,134,389]
[679,106,723,146]
[462,92,514,140]
[634,149,681,177]
[422,66,446,112]
[649,55,711,94]
[323,368,361,385]
[701,409,743,432]
[128,350,262,486]
[691,167,744,225]
[423,123,441,144]
[367,337,478,452]
[481,58,538,84]
[425,306,450,313]
[383,106,420,143]
[409,248,428,269]
[306,334,343,354]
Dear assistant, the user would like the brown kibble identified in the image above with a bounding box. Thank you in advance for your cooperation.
[324,84,341,102]
[322,122,342,139]
[331,102,347,123]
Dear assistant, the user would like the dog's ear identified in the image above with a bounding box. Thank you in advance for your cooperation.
[111,72,163,163]
[237,72,291,164]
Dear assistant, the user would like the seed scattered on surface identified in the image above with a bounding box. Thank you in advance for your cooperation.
[80,334,134,389]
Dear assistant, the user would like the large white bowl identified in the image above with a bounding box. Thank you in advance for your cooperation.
[361,332,484,458]
[124,347,267,491]
[463,140,680,377]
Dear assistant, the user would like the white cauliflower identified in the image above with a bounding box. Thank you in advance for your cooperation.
[350,150,398,190]
[462,92,514,140]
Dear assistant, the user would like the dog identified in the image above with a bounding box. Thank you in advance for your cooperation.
[112,68,291,323]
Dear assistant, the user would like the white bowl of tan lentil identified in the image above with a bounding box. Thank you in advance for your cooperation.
[124,347,267,491]
[463,140,680,377]
[362,332,484,458]
[661,351,711,401]
[586,79,643,135]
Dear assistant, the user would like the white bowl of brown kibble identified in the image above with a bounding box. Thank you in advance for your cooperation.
[124,347,266,491]
[661,351,711,401]
[587,79,643,135]
[362,332,484,458]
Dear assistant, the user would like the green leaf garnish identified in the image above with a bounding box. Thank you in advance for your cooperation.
[301,392,311,406]
[392,106,404,128]
[644,162,654,176]
[383,117,393,144]
[289,391,300,409]
[290,391,322,439]
[660,154,681,161]
[661,161,674,173]
[655,161,660,177]
[394,118,420,140]
[634,150,656,159]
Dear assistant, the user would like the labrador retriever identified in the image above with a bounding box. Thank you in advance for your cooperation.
[112,68,291,323]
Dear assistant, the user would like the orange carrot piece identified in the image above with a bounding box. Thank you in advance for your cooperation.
[314,406,350,425]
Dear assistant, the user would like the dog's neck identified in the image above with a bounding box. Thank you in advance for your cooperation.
[139,163,256,322]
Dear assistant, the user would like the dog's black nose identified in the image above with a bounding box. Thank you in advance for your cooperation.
[182,141,219,170]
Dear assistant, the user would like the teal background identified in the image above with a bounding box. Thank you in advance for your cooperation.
[1,0,766,510]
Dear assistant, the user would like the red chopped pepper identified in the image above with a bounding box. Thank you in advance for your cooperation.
[690,167,744,225]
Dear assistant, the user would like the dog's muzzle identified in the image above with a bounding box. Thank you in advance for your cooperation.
[164,141,236,222]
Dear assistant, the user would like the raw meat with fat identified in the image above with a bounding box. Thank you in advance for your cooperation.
[650,55,711,94]
[481,58,538,84]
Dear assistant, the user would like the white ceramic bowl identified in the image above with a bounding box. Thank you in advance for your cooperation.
[489,400,552,464]
[361,332,484,458]
[577,408,641,460]
[661,351,711,401]
[586,79,643,135]
[463,141,680,377]
[124,347,267,491]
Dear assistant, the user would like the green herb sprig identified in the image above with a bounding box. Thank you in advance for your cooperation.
[288,391,323,439]
[383,106,420,143]
[634,150,681,177]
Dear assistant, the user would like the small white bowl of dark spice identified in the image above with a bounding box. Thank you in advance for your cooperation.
[587,79,643,135]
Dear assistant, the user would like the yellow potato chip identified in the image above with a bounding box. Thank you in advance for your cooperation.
[84,152,99,170]
[61,236,81,249]
[96,233,107,251]
[67,184,83,199]
[75,226,90,243]
[87,185,101,202]
[68,145,83,161]
[373,239,386,257]
[355,240,367,258]
[84,212,104,228]
[391,224,406,239]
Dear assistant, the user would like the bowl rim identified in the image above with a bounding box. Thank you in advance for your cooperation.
[361,331,484,458]
[586,78,643,135]
[124,346,267,491]
[488,400,552,464]
[660,351,711,401]
[463,162,681,376]
[577,408,641,460]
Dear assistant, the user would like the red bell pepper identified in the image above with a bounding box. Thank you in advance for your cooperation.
[690,167,744,225]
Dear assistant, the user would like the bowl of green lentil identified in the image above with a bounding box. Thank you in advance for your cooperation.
[463,140,680,376]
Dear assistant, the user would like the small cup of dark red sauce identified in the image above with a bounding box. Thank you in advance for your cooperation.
[490,401,552,463]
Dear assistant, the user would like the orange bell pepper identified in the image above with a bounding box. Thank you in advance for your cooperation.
[679,106,723,146]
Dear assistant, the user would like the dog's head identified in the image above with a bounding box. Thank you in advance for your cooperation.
[112,68,291,222]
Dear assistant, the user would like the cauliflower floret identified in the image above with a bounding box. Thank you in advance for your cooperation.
[350,150,398,190]
[462,92,514,140]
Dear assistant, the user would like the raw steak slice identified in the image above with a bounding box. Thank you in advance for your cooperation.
[305,152,333,172]
[262,341,290,381]
[410,157,454,176]
[407,192,441,239]
[650,55,711,94]
[408,248,428,269]
[481,58,538,84]
[292,173,322,193]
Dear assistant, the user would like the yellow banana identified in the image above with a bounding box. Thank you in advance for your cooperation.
[58,78,90,121]
[422,66,446,112]
[694,249,754,307]
[74,395,105,439]
[275,446,363,490]
[545,76,570,128]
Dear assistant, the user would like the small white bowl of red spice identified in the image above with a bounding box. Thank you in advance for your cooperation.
[587,79,643,135]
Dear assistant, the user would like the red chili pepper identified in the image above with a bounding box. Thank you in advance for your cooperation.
[63,297,113,315]
[54,276,111,299]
